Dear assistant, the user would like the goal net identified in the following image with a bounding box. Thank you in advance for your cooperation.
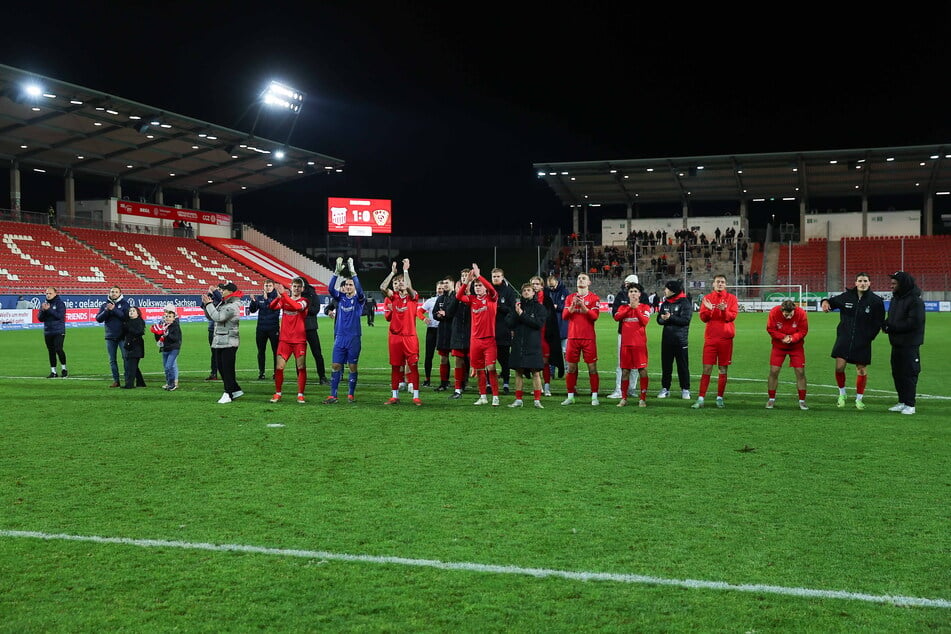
[730,284,804,312]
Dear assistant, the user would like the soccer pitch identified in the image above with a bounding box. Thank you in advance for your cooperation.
[1,312,948,631]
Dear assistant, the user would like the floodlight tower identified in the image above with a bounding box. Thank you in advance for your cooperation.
[249,80,305,147]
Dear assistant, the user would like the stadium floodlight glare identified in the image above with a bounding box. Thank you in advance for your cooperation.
[24,83,42,97]
[262,80,304,113]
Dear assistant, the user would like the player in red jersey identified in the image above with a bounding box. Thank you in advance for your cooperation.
[380,258,422,405]
[457,263,500,406]
[268,277,310,404]
[692,274,739,409]
[560,273,601,405]
[613,283,651,407]
[766,299,809,410]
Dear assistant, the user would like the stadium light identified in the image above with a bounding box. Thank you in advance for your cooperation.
[262,81,304,113]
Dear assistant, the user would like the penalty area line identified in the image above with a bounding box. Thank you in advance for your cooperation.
[1,529,949,609]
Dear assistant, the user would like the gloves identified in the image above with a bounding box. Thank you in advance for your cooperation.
[347,257,356,276]
[335,257,344,275]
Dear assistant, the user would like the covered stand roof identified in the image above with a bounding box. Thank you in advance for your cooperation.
[0,63,344,200]
[534,145,951,208]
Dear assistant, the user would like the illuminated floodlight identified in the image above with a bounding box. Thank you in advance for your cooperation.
[262,80,304,113]
[24,83,42,97]
[274,149,285,160]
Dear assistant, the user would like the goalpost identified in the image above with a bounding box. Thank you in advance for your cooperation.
[729,284,804,312]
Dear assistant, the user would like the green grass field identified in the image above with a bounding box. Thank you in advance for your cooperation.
[1,312,949,632]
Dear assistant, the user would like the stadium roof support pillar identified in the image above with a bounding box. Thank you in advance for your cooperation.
[112,176,121,200]
[739,199,748,228]
[191,190,200,212]
[799,199,806,243]
[9,159,20,216]
[626,203,632,237]
[681,200,688,229]
[155,186,163,205]
[64,168,75,223]
[572,205,579,236]
[861,196,869,237]
[225,195,233,217]
[923,194,933,235]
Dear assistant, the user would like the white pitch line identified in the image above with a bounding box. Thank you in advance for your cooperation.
[2,530,948,609]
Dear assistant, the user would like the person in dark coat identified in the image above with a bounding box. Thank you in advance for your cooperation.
[820,272,885,409]
[532,275,563,396]
[546,275,569,376]
[656,279,692,399]
[505,282,547,408]
[491,267,519,393]
[446,269,472,399]
[431,276,455,391]
[121,306,147,388]
[883,271,925,414]
[95,285,130,387]
[38,286,68,378]
[300,280,329,385]
[247,279,280,380]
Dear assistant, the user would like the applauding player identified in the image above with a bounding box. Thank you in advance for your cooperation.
[324,257,366,404]
[380,259,422,405]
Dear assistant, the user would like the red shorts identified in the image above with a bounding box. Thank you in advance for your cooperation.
[469,337,498,369]
[770,346,805,368]
[388,335,419,366]
[620,345,648,370]
[702,338,733,366]
[277,341,308,359]
[451,348,468,359]
[437,348,451,356]
[565,338,597,364]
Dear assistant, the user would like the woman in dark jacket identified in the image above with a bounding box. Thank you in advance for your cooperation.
[505,282,547,408]
[121,306,147,388]
[656,279,693,399]
[37,286,68,378]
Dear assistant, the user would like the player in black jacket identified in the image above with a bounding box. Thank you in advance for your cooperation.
[655,279,692,399]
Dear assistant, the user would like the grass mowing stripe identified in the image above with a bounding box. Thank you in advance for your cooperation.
[4,529,949,610]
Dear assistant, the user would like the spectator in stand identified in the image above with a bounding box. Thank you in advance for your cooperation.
[95,285,130,387]
[506,282,547,409]
[201,282,244,404]
[560,273,601,406]
[614,283,651,407]
[151,305,182,391]
[324,258,366,404]
[883,271,925,415]
[120,306,146,389]
[766,300,809,410]
[820,272,885,409]
[38,286,68,378]
[491,267,519,394]
[247,279,280,380]
[692,275,739,409]
[300,280,329,386]
[380,259,423,405]
[656,279,692,399]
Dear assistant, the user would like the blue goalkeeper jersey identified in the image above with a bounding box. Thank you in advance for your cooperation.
[328,274,366,339]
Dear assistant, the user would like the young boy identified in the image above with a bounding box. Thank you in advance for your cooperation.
[506,282,547,409]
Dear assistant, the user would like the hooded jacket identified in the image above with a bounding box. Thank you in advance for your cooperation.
[656,290,692,346]
[884,271,925,347]
[825,286,885,365]
[247,289,280,333]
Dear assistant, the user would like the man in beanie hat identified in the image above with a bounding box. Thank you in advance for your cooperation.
[656,279,692,399]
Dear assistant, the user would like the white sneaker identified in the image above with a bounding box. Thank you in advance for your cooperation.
[232,390,244,400]
[681,389,691,400]
[606,391,623,399]
[508,399,523,408]
[473,395,488,405]
[560,396,575,406]
[798,401,809,411]
[543,386,552,397]
[617,398,628,408]
[888,403,907,412]
[491,396,500,407]
[766,399,775,409]
[533,400,544,409]
[217,393,232,404]
[591,397,600,406]
[657,388,670,399]
[901,406,916,415]
[715,396,725,408]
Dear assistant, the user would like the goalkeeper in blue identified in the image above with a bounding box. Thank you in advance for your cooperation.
[324,257,367,404]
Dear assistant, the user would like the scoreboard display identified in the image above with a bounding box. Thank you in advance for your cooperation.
[327,197,393,235]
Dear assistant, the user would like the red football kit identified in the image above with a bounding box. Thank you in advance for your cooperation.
[457,276,498,369]
[767,304,808,367]
[562,291,600,363]
[698,289,739,366]
[384,290,420,366]
[270,293,309,358]
[614,303,650,369]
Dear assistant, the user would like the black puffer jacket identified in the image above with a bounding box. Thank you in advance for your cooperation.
[825,287,885,364]
[884,271,925,346]
[656,292,692,346]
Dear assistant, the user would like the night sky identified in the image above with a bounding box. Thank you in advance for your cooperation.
[3,3,950,236]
